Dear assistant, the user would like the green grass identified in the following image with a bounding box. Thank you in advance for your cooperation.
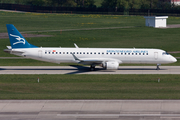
[0,12,144,32]
[0,74,180,99]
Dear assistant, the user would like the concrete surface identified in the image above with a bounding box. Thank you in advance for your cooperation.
[0,66,180,74]
[0,100,180,120]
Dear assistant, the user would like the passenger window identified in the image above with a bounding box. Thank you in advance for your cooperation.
[114,53,116,55]
[110,53,112,55]
[125,53,126,55]
[83,52,85,54]
[98,52,100,54]
[63,52,65,54]
[128,53,130,55]
[87,52,89,54]
[56,52,58,54]
[143,53,145,55]
[59,52,61,54]
[139,53,141,55]
[45,52,47,54]
[121,53,123,55]
[146,53,148,55]
[136,53,137,55]
[77,52,78,54]
[94,52,96,54]
[80,52,82,54]
[132,53,134,55]
[102,53,104,54]
[49,52,50,54]
[106,53,108,55]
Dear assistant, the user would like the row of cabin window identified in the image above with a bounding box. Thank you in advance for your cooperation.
[45,52,148,55]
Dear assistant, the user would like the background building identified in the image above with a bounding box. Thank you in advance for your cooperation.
[159,0,180,5]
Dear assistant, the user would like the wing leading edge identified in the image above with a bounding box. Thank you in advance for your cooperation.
[72,53,122,65]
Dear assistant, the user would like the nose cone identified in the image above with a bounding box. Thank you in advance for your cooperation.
[171,57,177,63]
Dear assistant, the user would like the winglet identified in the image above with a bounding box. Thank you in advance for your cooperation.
[74,43,79,48]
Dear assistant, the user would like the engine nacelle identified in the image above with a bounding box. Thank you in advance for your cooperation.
[104,62,119,70]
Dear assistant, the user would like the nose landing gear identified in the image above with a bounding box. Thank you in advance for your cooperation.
[156,64,161,70]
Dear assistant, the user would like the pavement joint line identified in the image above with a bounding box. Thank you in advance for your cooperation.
[56,113,180,117]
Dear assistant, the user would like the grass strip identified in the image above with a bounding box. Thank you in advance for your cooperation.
[0,74,180,99]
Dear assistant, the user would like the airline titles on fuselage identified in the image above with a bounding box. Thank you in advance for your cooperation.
[107,50,148,53]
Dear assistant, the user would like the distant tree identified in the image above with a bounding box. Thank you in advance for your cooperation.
[146,0,159,9]
[102,0,141,9]
[75,0,95,7]
[64,0,77,7]
[116,0,128,9]
[26,0,45,6]
[45,0,77,7]
[140,0,151,9]
[127,0,141,9]
[157,0,171,9]
[101,0,117,8]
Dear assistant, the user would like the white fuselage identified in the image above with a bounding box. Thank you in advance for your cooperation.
[10,47,177,65]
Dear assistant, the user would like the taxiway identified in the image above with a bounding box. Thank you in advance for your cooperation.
[0,100,180,120]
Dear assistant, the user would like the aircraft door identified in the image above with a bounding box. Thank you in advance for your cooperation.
[154,52,158,60]
[38,50,42,58]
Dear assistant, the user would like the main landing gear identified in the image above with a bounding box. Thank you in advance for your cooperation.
[90,65,95,71]
[156,64,161,70]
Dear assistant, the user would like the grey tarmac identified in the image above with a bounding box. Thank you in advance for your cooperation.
[0,100,180,120]
[0,66,180,74]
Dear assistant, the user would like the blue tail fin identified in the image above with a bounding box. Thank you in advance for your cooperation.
[6,24,38,49]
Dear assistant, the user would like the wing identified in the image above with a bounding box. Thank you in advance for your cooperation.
[72,54,122,65]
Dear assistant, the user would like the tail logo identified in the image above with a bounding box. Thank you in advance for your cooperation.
[10,34,26,45]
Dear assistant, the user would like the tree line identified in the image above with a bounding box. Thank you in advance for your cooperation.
[0,0,179,10]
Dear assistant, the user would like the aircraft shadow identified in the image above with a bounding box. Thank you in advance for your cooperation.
[67,65,116,74]
[118,68,166,70]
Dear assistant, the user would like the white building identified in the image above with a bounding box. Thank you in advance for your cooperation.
[171,0,180,5]
[144,16,168,28]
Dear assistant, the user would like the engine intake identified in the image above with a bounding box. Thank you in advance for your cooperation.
[103,62,119,70]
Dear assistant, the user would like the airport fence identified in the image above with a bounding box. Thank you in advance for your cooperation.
[1,3,180,16]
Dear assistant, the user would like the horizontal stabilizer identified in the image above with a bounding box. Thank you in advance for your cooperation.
[6,46,12,49]
[4,49,24,54]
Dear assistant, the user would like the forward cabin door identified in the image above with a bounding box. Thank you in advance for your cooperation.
[154,52,158,60]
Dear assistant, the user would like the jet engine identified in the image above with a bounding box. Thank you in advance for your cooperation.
[103,62,119,70]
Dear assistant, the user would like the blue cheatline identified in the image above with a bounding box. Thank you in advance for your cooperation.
[6,24,38,49]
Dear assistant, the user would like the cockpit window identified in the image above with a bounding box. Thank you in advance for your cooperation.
[162,52,169,55]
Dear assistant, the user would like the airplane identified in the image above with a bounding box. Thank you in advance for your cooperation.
[4,24,177,70]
